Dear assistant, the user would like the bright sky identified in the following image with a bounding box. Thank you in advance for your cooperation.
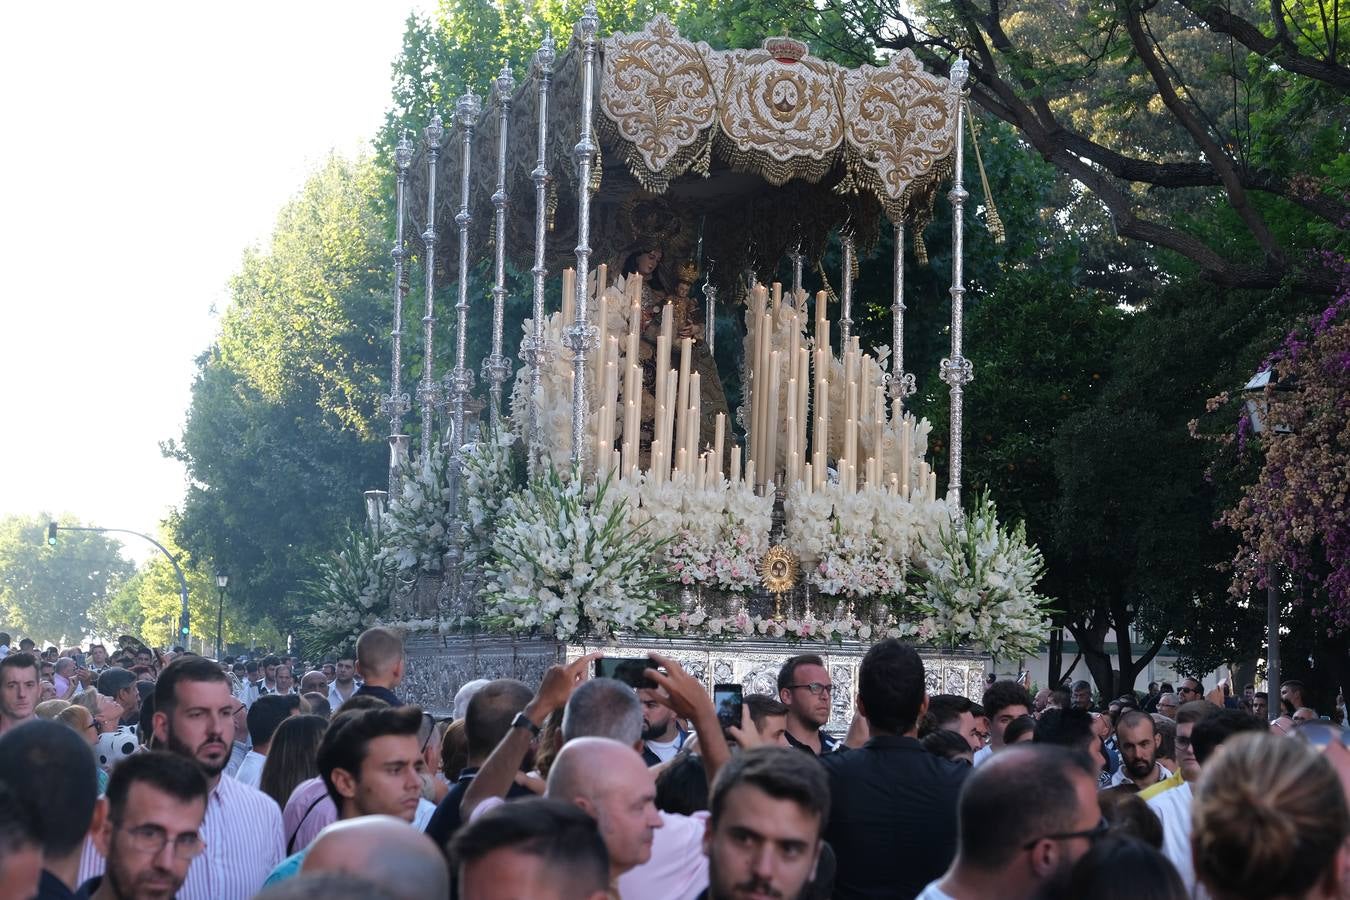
[0,1,434,564]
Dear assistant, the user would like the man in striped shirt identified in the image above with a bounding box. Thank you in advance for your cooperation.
[80,656,285,900]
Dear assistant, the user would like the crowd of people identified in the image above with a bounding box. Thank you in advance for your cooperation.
[1,627,1348,900]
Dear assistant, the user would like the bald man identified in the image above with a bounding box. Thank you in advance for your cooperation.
[546,738,664,884]
[302,816,448,900]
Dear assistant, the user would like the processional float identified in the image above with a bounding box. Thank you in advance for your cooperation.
[370,6,1033,716]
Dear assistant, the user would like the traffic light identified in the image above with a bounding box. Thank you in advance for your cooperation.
[47,523,57,546]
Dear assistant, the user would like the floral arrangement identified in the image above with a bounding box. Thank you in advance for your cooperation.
[378,447,453,574]
[301,527,394,658]
[911,491,1053,659]
[482,465,676,640]
[459,427,525,563]
[623,474,774,591]
[650,605,927,644]
[785,482,952,599]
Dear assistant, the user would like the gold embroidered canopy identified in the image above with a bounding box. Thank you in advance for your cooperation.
[599,17,961,219]
[415,16,964,293]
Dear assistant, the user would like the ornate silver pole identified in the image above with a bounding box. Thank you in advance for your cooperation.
[890,221,916,404]
[483,65,516,429]
[446,90,482,457]
[567,2,601,469]
[702,264,717,355]
[416,114,445,465]
[525,35,557,454]
[939,62,973,508]
[839,232,855,344]
[791,243,804,303]
[382,131,415,496]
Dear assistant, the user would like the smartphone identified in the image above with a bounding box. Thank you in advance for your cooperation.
[595,657,658,689]
[714,683,743,730]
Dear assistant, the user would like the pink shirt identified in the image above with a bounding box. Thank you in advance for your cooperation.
[81,774,284,900]
[282,777,335,854]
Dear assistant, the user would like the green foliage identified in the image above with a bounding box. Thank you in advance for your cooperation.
[96,531,283,651]
[166,156,388,627]
[0,515,133,645]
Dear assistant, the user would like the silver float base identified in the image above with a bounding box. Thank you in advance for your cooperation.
[402,632,988,733]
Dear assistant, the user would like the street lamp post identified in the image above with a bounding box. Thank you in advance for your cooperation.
[214,572,229,661]
[50,524,190,648]
[1244,369,1286,704]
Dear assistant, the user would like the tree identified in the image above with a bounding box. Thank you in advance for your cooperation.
[0,514,134,645]
[763,0,1348,294]
[104,530,284,651]
[165,156,389,625]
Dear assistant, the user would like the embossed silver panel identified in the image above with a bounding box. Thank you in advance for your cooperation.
[404,632,987,733]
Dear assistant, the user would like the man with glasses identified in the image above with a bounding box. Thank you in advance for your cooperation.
[777,654,839,755]
[84,752,209,900]
[79,656,285,900]
[1176,677,1203,704]
[918,745,1103,900]
[1155,691,1180,720]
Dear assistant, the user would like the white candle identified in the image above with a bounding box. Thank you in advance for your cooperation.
[730,443,741,484]
[561,268,576,330]
[713,413,725,479]
[676,336,692,467]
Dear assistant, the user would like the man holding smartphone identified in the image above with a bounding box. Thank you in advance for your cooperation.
[639,685,689,766]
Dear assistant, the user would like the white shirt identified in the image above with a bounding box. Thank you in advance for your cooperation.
[972,745,992,767]
[917,882,958,900]
[327,680,359,711]
[225,741,251,778]
[81,773,284,900]
[236,680,262,708]
[234,750,267,788]
[644,733,684,764]
[1148,780,1204,898]
[1108,763,1172,789]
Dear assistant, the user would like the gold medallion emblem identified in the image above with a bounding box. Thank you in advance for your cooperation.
[759,545,800,595]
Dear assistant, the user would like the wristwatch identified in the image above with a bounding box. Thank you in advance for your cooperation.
[511,711,541,736]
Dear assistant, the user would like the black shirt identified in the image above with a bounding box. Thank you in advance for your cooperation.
[818,734,969,899]
[785,727,841,756]
[38,871,88,900]
[423,767,536,849]
[352,684,403,707]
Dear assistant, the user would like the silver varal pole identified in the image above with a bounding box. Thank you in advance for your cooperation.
[702,264,717,355]
[791,243,804,304]
[416,114,445,465]
[839,233,855,344]
[890,221,916,403]
[483,64,516,429]
[568,2,601,470]
[446,91,482,457]
[383,131,415,496]
[939,61,973,507]
[526,35,557,456]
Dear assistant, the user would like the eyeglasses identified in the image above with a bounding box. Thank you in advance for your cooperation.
[1022,817,1110,849]
[117,824,206,860]
[1178,687,1199,696]
[786,682,832,696]
[1294,721,1350,751]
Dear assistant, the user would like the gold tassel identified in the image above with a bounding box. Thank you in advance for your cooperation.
[966,101,1005,244]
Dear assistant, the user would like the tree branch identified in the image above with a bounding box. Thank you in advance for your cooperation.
[1124,2,1283,262]
[1174,0,1350,91]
